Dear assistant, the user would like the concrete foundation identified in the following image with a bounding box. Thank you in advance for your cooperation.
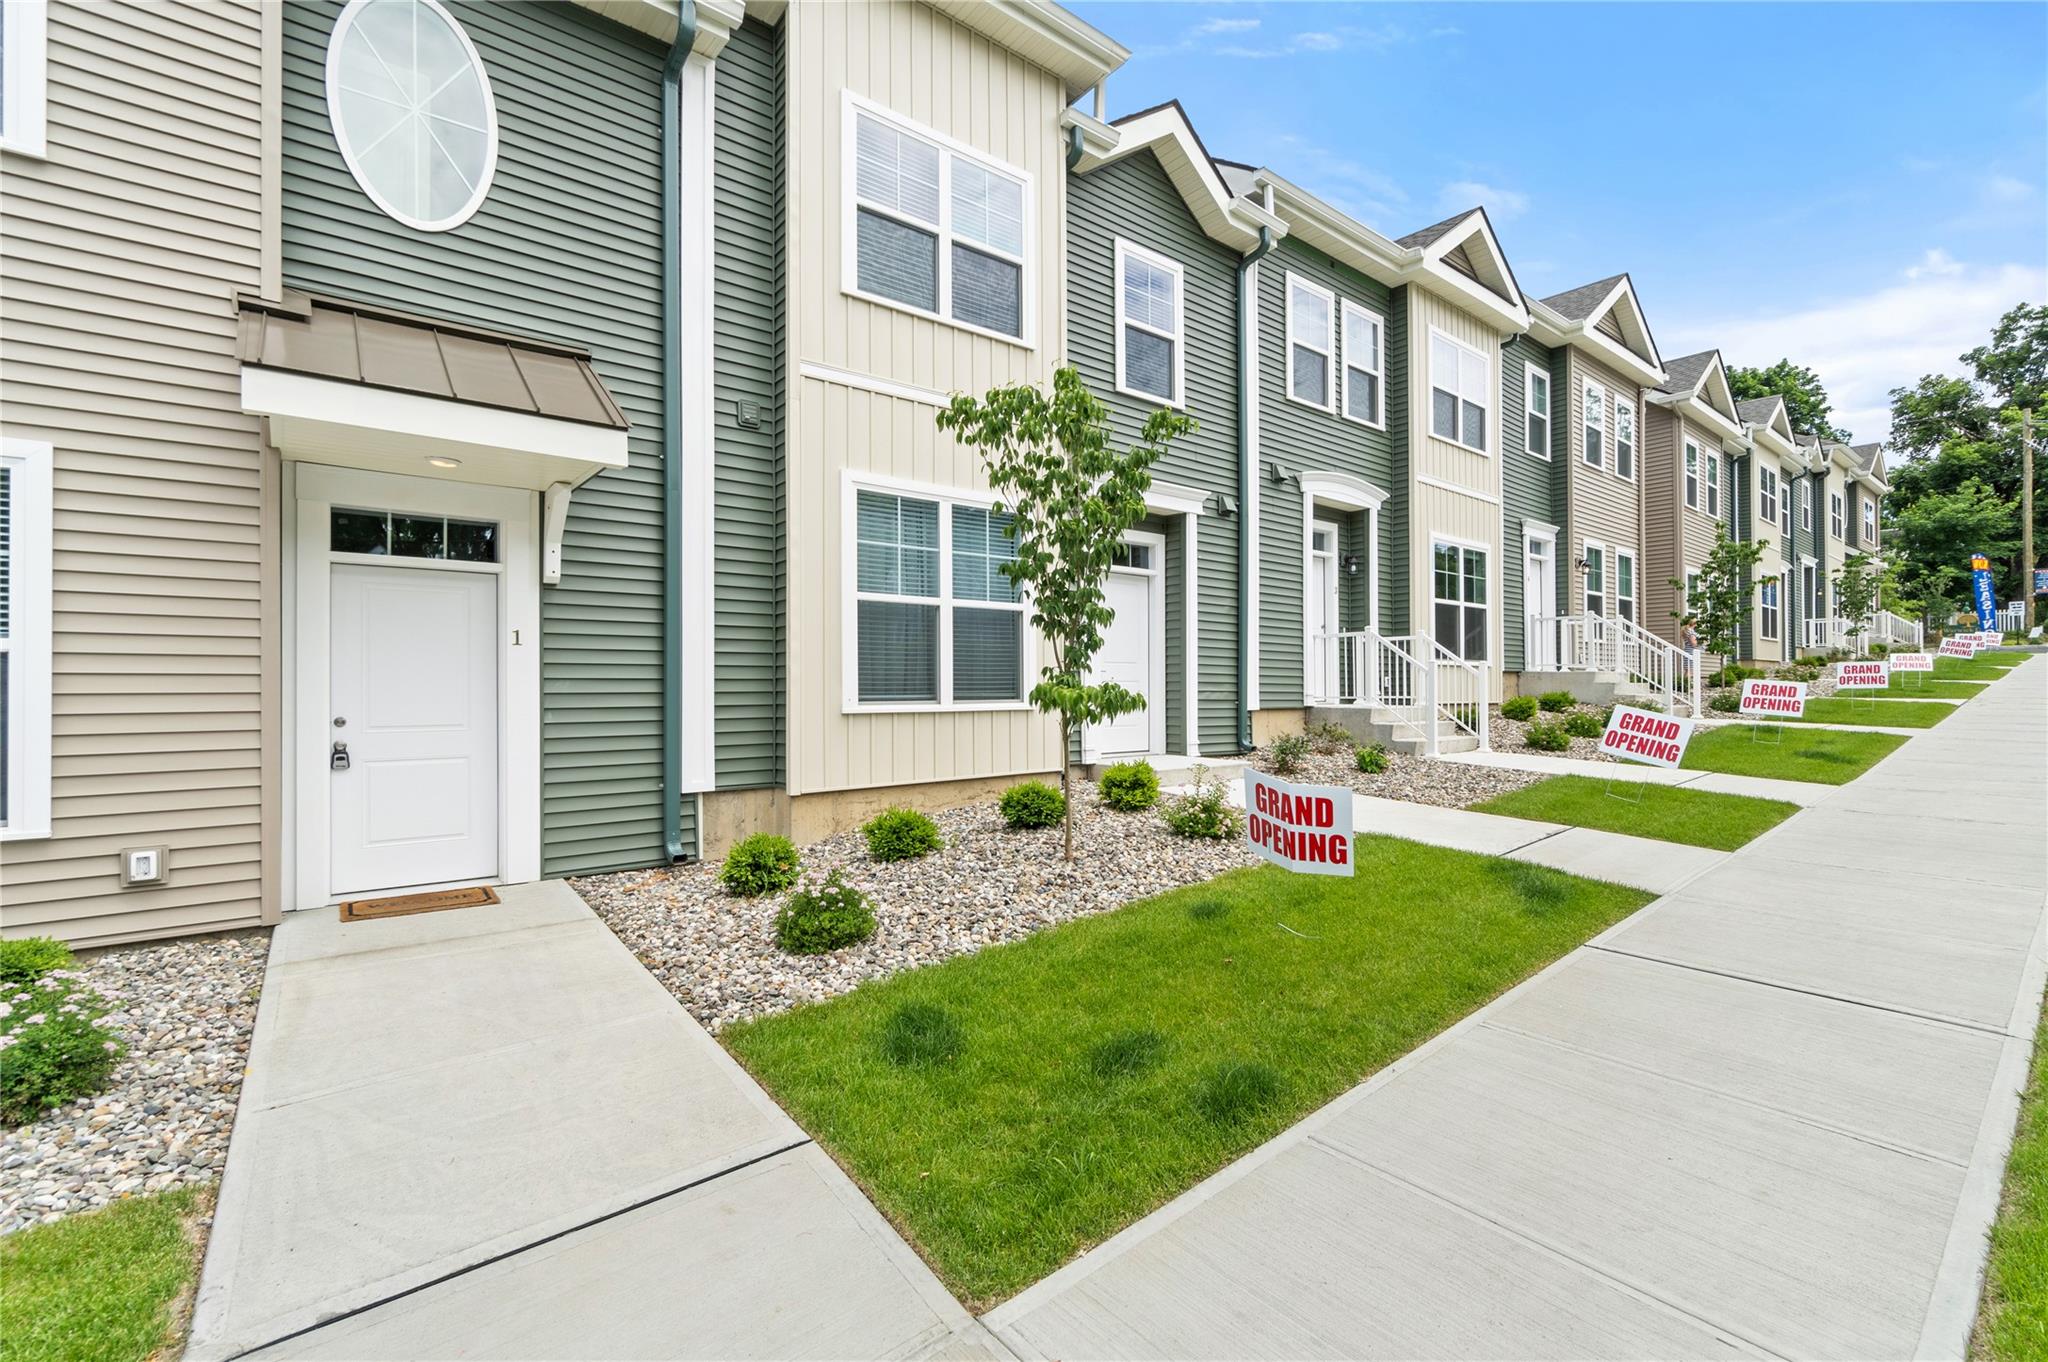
[1250,708,1306,745]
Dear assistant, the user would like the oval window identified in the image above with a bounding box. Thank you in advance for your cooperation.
[325,0,498,231]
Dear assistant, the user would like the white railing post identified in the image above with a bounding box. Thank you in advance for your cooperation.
[1477,662,1492,751]
[1422,642,1440,758]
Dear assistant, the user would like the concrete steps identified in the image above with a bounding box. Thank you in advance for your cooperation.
[1307,705,1480,757]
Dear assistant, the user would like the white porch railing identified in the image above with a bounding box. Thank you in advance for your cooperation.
[1315,628,1490,756]
[1611,615,1703,716]
[1422,635,1491,753]
[1528,613,1702,716]
[1871,609,1924,650]
[1997,602,2026,633]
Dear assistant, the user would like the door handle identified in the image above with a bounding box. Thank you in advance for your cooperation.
[331,741,351,772]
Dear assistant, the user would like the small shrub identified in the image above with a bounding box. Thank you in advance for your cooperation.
[1308,720,1354,754]
[1192,1060,1283,1125]
[773,871,876,955]
[1501,695,1538,721]
[1705,664,1760,689]
[0,972,126,1127]
[1099,760,1160,812]
[1161,771,1243,841]
[1537,690,1576,713]
[999,780,1065,830]
[1522,719,1571,752]
[880,1002,963,1068]
[1868,642,1889,656]
[1353,743,1389,774]
[1269,733,1311,774]
[1563,709,1606,739]
[719,834,800,897]
[1708,692,1741,713]
[0,938,74,988]
[863,807,941,862]
[1088,1028,1166,1080]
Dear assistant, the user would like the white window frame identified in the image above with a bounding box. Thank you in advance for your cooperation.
[1613,398,1635,481]
[1800,478,1812,531]
[1759,466,1778,526]
[1581,380,1605,469]
[1684,572,1701,613]
[1782,469,1795,536]
[1523,362,1550,459]
[1760,578,1779,640]
[1428,327,1491,454]
[840,471,1033,714]
[1430,534,1490,663]
[1684,441,1700,509]
[1615,548,1637,623]
[1707,454,1721,519]
[1,438,54,839]
[841,92,1035,347]
[1830,490,1844,539]
[1285,273,1336,413]
[1113,239,1184,407]
[0,0,49,159]
[1339,299,1386,429]
[1582,539,1607,617]
[1863,497,1877,544]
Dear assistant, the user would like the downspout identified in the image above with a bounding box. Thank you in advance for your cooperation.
[1065,122,1084,171]
[661,0,699,864]
[1236,225,1276,751]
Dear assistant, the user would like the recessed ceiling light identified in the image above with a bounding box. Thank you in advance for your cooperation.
[427,456,462,469]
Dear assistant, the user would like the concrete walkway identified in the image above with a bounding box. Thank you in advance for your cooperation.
[188,881,989,1361]
[989,656,2047,1360]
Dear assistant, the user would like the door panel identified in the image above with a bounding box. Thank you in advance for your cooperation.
[1095,570,1154,756]
[330,564,499,896]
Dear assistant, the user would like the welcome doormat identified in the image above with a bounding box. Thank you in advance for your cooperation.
[338,885,501,922]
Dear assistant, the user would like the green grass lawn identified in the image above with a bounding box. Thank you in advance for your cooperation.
[1936,655,2028,682]
[1972,995,2048,1361]
[1467,775,1798,850]
[1838,677,1986,700]
[723,838,1651,1309]
[0,1189,208,1362]
[1783,696,1957,728]
[1678,725,1907,785]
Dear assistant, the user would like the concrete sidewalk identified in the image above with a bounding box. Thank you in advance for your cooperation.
[1441,749,1839,806]
[188,881,989,1361]
[989,656,2047,1360]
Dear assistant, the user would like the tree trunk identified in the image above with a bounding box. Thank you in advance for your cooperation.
[1060,719,1074,861]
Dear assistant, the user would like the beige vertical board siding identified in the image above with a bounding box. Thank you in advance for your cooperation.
[786,0,1067,796]
[1641,404,1681,637]
[1406,290,1506,698]
[0,0,271,946]
[1562,350,1644,615]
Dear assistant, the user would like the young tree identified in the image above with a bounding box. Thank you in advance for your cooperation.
[1832,551,1885,652]
[1728,359,1851,443]
[935,368,1194,861]
[1672,526,1766,660]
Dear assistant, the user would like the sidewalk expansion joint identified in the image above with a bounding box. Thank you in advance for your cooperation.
[222,1136,815,1362]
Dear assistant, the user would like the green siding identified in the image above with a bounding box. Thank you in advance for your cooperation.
[281,0,688,872]
[1256,245,1403,708]
[1066,150,1242,754]
[713,19,785,788]
[1500,333,1563,670]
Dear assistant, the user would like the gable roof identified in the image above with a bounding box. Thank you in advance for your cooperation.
[1849,441,1889,490]
[1064,101,1283,252]
[1529,273,1663,380]
[1737,394,1798,455]
[1395,211,1473,251]
[1391,205,1528,320]
[1542,275,1627,322]
[1650,349,1743,439]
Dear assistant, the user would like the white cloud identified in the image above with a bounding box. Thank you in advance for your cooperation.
[1667,254,2046,444]
[1983,174,2034,204]
[1193,17,1259,37]
[1266,132,1409,224]
[1440,180,1528,222]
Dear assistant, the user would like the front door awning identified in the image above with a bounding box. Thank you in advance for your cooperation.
[238,292,630,491]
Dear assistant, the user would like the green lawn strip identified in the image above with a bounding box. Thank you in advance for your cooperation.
[1972,993,2048,1362]
[1776,697,1956,728]
[1467,775,1798,851]
[723,837,1651,1310]
[1936,656,2028,682]
[1841,678,1986,700]
[0,1188,207,1362]
[1678,725,1907,785]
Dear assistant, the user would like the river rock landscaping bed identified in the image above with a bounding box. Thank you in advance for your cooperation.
[1490,702,1620,762]
[1249,742,1545,807]
[579,780,1258,1032]
[1,931,268,1234]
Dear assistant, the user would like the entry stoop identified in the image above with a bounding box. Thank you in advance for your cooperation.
[1306,706,1479,757]
[1517,671,1662,708]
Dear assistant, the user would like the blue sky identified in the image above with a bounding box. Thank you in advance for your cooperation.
[1065,1,2048,442]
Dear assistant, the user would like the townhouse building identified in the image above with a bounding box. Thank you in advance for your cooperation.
[1735,394,1801,662]
[1643,350,1745,648]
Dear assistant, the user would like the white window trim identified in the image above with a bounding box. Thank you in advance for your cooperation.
[1339,298,1386,430]
[840,470,1033,715]
[1613,397,1636,482]
[1759,466,1778,526]
[1581,380,1605,469]
[1428,327,1492,454]
[1863,499,1877,542]
[1760,578,1780,640]
[1801,480,1812,531]
[840,91,1036,348]
[0,438,53,839]
[1113,238,1185,408]
[1582,539,1607,616]
[1522,361,1550,459]
[0,0,49,159]
[1830,490,1844,540]
[1285,272,1336,414]
[1429,534,1491,662]
[1683,441,1700,510]
[1706,454,1721,520]
[1615,548,1637,622]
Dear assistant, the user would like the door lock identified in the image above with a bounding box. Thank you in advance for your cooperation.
[330,741,351,772]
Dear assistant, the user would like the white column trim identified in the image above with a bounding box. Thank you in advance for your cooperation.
[1184,513,1200,756]
[1244,259,1262,711]
[676,51,718,793]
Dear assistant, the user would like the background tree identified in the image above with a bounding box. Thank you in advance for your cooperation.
[936,368,1193,861]
[1831,551,1885,651]
[1888,477,2020,623]
[1728,359,1850,442]
[1671,526,1766,660]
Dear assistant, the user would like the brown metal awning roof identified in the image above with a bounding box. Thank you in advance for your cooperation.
[236,292,629,431]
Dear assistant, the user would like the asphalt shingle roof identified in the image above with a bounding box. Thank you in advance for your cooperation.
[1659,351,1716,395]
[1540,275,1626,322]
[1396,209,1478,250]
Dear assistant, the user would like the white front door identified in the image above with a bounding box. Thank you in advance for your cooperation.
[1309,523,1340,702]
[1524,534,1554,669]
[1095,567,1157,756]
[329,563,500,896]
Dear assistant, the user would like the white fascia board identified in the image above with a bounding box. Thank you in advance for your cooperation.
[1399,262,1529,334]
[1077,107,1271,253]
[1145,479,1209,517]
[929,0,1128,98]
[1256,172,1409,286]
[1749,423,1796,458]
[1527,299,1659,384]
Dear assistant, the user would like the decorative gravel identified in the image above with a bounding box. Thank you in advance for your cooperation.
[1249,742,1545,809]
[1,931,269,1234]
[1490,702,1619,762]
[579,780,1257,1032]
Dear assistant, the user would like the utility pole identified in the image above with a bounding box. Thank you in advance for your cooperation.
[2025,407,2036,629]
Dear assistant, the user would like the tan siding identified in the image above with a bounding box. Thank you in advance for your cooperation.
[786,0,1069,795]
[1562,350,1644,617]
[1,0,272,947]
[1641,404,1681,639]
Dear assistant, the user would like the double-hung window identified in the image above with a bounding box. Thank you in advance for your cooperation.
[1685,572,1701,612]
[1615,551,1636,623]
[1523,364,1550,457]
[1706,455,1721,519]
[1432,541,1488,661]
[849,97,1028,341]
[1760,579,1779,639]
[1863,498,1877,544]
[1759,467,1778,526]
[1684,442,1700,509]
[0,438,53,839]
[1341,300,1384,426]
[1429,330,1490,452]
[1782,472,1794,536]
[1114,241,1182,404]
[850,484,1026,708]
[1287,275,1334,409]
[1584,543,1606,616]
[1,1,49,158]
[1829,491,1843,539]
[1581,381,1605,468]
[1613,400,1635,479]
[1800,480,1812,531]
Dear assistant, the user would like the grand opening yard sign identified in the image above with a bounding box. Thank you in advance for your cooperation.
[1939,636,1979,659]
[1740,679,1808,718]
[1599,704,1697,768]
[1835,660,1890,689]
[1243,770,1354,877]
[1890,651,1934,673]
